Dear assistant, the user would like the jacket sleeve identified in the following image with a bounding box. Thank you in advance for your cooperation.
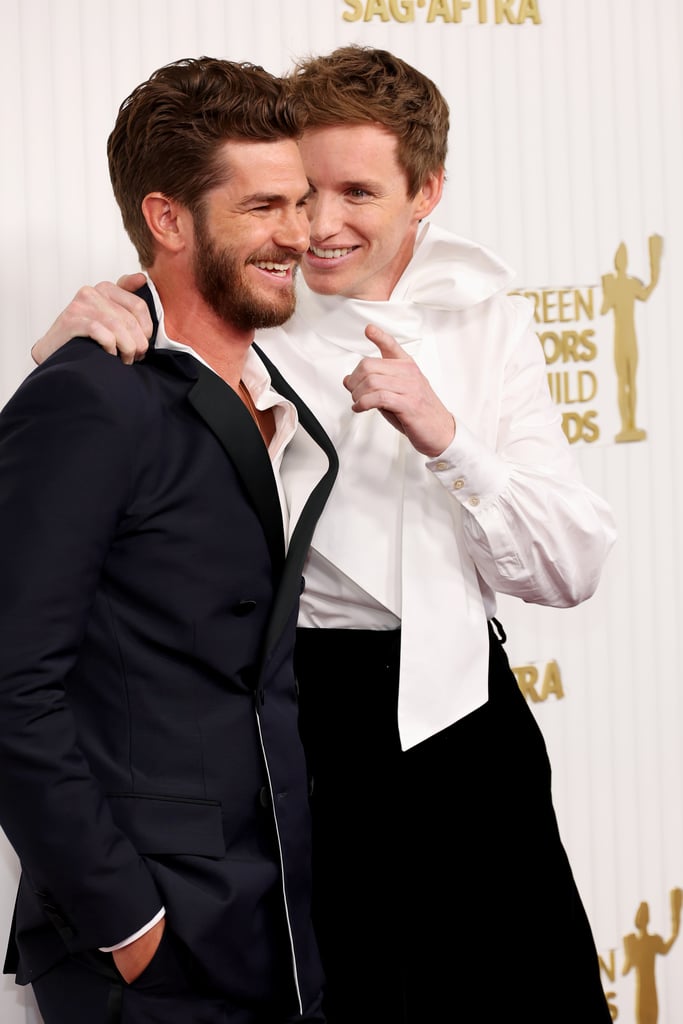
[426,296,617,607]
[0,345,163,952]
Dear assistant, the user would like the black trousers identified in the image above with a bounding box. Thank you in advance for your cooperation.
[295,623,611,1024]
[31,929,324,1024]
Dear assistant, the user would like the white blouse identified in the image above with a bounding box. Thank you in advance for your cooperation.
[257,222,617,750]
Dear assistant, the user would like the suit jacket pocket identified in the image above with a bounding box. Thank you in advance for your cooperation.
[108,794,226,858]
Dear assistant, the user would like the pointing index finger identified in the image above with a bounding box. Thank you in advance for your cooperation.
[364,323,406,359]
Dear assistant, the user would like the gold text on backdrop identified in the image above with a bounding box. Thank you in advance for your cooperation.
[342,0,541,25]
[511,284,602,444]
[511,660,564,703]
[510,234,663,446]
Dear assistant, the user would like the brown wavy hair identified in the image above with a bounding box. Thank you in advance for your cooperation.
[107,56,301,266]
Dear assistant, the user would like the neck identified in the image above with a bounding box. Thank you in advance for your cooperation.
[150,269,253,388]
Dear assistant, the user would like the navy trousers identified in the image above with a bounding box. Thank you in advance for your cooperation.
[32,929,324,1024]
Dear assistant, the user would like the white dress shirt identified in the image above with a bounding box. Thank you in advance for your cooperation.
[256,222,617,750]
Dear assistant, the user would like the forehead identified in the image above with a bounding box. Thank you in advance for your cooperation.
[213,138,308,196]
[298,123,404,178]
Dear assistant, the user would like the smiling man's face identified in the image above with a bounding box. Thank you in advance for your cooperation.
[193,138,311,330]
[298,123,441,302]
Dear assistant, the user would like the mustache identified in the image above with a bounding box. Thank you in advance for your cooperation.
[247,250,303,267]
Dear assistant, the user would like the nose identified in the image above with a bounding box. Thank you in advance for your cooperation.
[274,206,310,254]
[306,192,342,243]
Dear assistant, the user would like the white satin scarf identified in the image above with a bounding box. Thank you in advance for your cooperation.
[259,223,515,749]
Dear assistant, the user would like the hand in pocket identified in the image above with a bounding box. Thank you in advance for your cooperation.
[113,918,166,984]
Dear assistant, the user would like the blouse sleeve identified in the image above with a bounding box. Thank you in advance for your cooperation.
[426,296,617,607]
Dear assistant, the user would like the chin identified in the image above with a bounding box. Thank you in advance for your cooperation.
[254,297,297,330]
[301,270,346,296]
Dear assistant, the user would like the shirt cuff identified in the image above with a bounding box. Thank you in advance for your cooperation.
[99,907,166,952]
[426,419,510,505]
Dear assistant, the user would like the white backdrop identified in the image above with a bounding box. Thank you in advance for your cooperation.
[1,1,682,1021]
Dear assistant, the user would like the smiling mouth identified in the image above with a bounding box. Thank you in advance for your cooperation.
[252,259,293,277]
[308,245,359,259]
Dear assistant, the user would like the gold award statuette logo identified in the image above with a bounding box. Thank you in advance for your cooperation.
[601,887,682,1023]
[601,235,663,443]
[512,234,663,447]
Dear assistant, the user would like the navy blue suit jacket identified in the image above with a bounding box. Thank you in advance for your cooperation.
[0,288,337,1015]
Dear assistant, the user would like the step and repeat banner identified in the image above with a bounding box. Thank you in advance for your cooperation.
[1,1,682,1021]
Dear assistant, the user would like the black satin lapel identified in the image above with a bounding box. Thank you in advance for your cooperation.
[254,344,339,658]
[188,364,286,577]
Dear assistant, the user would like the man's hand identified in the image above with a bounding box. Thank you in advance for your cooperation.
[32,274,153,366]
[343,324,456,457]
[112,917,165,984]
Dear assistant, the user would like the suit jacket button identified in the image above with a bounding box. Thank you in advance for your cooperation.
[259,786,270,808]
[232,599,257,617]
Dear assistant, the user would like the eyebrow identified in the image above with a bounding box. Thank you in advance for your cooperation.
[240,187,313,206]
[342,180,381,190]
[308,178,384,194]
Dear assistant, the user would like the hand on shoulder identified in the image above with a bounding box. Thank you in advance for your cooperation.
[32,274,152,367]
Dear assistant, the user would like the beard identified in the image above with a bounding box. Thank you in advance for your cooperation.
[192,211,299,331]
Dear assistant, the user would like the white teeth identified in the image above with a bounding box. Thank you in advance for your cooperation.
[255,261,289,274]
[310,245,355,259]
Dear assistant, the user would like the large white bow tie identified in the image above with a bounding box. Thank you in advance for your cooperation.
[293,220,515,354]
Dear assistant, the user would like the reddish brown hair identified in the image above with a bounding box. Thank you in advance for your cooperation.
[287,45,449,197]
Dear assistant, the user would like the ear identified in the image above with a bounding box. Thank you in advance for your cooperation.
[414,168,444,221]
[141,193,189,254]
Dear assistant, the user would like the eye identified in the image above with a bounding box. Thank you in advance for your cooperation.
[347,188,370,199]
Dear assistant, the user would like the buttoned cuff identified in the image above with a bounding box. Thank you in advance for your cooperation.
[425,419,510,508]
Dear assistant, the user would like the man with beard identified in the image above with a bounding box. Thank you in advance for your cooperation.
[0,57,337,1024]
